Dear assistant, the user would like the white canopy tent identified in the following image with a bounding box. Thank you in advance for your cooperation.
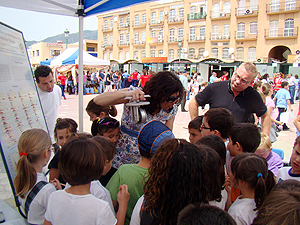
[0,0,152,132]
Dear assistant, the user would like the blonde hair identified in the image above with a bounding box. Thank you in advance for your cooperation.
[259,133,272,150]
[240,62,258,80]
[13,129,51,198]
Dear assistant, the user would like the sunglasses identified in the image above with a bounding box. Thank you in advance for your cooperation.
[166,95,180,103]
[200,123,211,130]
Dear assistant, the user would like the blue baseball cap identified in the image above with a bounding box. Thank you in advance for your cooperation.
[137,120,175,154]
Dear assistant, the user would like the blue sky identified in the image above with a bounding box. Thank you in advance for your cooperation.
[0,6,98,41]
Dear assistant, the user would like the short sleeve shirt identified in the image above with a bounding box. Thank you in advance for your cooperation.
[195,80,267,123]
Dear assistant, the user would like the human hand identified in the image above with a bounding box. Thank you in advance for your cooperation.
[125,89,145,101]
[225,175,231,193]
[117,184,130,207]
[50,178,62,190]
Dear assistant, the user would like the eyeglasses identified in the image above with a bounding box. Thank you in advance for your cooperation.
[233,72,251,85]
[200,123,211,130]
[166,95,180,103]
[98,119,120,127]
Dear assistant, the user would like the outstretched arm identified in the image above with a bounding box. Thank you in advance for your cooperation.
[116,185,130,225]
[260,110,271,135]
[188,97,200,120]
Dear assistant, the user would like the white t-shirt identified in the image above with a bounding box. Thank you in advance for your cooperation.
[19,173,56,225]
[65,180,115,213]
[130,195,144,225]
[277,167,300,183]
[45,190,117,225]
[228,197,257,225]
[209,189,228,210]
[37,84,61,143]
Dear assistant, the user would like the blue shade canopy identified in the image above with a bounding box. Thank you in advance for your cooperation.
[40,57,56,65]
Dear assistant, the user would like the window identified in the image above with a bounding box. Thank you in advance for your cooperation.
[159,29,164,37]
[223,2,231,14]
[249,22,257,34]
[248,47,256,61]
[134,32,139,43]
[250,0,258,11]
[110,19,113,29]
[179,8,184,19]
[169,49,174,60]
[125,51,130,60]
[150,50,156,57]
[120,17,124,28]
[269,20,278,37]
[211,48,218,58]
[190,27,196,41]
[110,36,113,45]
[142,32,146,41]
[151,30,156,37]
[170,9,175,21]
[178,28,184,40]
[189,48,195,59]
[222,48,229,59]
[286,0,296,10]
[142,14,146,23]
[212,25,219,40]
[237,23,245,39]
[159,11,164,21]
[104,20,108,30]
[158,49,163,57]
[119,34,124,45]
[134,15,139,27]
[190,6,196,19]
[284,19,294,36]
[141,50,146,58]
[151,12,157,24]
[198,48,205,59]
[200,26,206,37]
[200,5,206,16]
[212,3,220,18]
[236,47,244,60]
[270,0,280,12]
[169,28,175,42]
[134,51,139,59]
[223,24,230,36]
[126,16,130,25]
[109,52,113,60]
[119,52,123,60]
[36,50,39,56]
[104,36,107,46]
[237,0,246,15]
[126,33,130,43]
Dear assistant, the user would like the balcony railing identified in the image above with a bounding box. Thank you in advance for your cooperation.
[132,21,146,28]
[168,17,184,23]
[187,13,206,21]
[235,32,258,40]
[266,1,300,14]
[235,7,259,17]
[103,43,113,48]
[118,23,130,29]
[167,36,183,43]
[187,35,206,42]
[148,36,164,44]
[149,19,164,26]
[133,40,145,45]
[210,11,231,19]
[210,34,231,41]
[118,41,130,46]
[102,26,113,32]
[264,27,298,39]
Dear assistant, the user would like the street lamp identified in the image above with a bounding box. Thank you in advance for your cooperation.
[64,28,70,49]
[102,45,105,59]
[178,39,182,71]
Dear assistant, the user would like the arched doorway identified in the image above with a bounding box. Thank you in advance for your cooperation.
[268,45,291,62]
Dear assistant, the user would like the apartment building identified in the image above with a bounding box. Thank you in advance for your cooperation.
[97,0,300,68]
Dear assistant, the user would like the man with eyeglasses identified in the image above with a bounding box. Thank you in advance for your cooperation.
[189,62,271,135]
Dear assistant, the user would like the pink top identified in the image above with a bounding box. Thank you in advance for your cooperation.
[266,96,275,125]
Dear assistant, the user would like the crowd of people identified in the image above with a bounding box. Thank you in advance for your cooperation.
[11,63,300,225]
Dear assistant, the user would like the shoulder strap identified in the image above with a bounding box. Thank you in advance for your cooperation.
[25,181,48,216]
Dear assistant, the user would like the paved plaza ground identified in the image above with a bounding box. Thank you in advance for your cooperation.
[1,91,298,208]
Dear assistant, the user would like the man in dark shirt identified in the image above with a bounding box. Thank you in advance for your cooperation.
[189,62,270,135]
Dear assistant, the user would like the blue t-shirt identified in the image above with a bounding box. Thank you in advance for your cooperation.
[274,88,291,108]
[123,72,129,79]
[209,76,217,83]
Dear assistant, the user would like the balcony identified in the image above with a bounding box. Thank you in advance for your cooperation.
[103,43,113,49]
[148,36,164,45]
[149,19,164,27]
[102,26,113,32]
[118,41,130,47]
[133,40,145,46]
[187,13,206,21]
[187,35,206,43]
[168,17,184,24]
[266,1,300,14]
[167,36,183,44]
[118,23,130,30]
[236,7,259,18]
[132,21,146,28]
[210,11,231,20]
[264,27,298,39]
[235,32,258,41]
[210,34,231,41]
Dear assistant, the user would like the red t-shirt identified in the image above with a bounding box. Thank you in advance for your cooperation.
[132,71,139,80]
[220,75,228,81]
[140,74,150,87]
[58,75,67,85]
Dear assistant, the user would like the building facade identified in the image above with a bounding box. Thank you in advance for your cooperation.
[97,0,300,65]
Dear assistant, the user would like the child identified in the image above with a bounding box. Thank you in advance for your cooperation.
[188,116,203,144]
[255,133,283,177]
[48,118,78,184]
[44,137,129,225]
[91,117,120,144]
[277,136,300,183]
[261,83,283,142]
[192,78,199,96]
[86,98,117,122]
[13,129,59,225]
[228,153,275,225]
[273,81,293,131]
[107,120,175,225]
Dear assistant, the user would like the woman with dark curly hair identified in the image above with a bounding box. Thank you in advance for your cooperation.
[94,71,184,169]
[130,139,208,225]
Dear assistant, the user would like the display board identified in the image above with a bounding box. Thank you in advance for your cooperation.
[0,22,47,194]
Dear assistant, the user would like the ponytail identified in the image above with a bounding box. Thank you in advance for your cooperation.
[108,105,117,117]
[254,173,266,209]
[13,129,51,198]
[86,99,118,118]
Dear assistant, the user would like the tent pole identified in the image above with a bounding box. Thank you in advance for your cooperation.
[78,15,84,132]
